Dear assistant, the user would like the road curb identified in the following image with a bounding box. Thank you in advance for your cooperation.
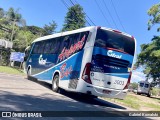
[0,72,26,78]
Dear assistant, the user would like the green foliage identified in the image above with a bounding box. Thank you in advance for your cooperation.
[6,8,23,23]
[104,95,140,110]
[23,26,45,36]
[147,3,160,31]
[0,7,4,18]
[130,82,138,90]
[136,3,160,84]
[104,93,160,110]
[43,20,57,35]
[0,66,25,75]
[136,36,160,82]
[0,6,57,53]
[151,87,160,96]
[13,30,38,52]
[62,4,86,31]
[0,50,10,66]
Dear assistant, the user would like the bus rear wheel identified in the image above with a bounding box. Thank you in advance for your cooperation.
[52,74,59,92]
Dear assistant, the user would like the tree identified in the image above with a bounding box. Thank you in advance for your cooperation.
[147,3,160,31]
[130,82,138,90]
[22,26,46,36]
[0,8,11,37]
[136,3,160,85]
[13,30,37,52]
[136,36,160,81]
[0,8,4,18]
[62,4,86,31]
[0,6,58,53]
[43,20,57,35]
[6,7,26,41]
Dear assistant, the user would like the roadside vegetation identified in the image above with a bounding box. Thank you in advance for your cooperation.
[0,65,25,75]
[0,4,86,66]
[135,3,160,88]
[103,93,160,111]
[151,87,160,96]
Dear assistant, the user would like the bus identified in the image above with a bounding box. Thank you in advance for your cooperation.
[24,26,136,99]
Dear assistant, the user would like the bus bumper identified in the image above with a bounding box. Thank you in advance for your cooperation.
[82,84,128,99]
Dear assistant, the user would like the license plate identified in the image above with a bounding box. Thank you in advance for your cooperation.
[103,90,111,94]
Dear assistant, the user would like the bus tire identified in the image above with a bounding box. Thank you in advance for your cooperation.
[27,68,31,80]
[147,94,150,97]
[147,92,151,97]
[52,74,59,92]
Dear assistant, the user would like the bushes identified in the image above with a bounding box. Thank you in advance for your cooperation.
[0,49,10,66]
[151,87,160,96]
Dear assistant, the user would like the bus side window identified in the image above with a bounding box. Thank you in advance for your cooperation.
[72,33,80,45]
[50,38,56,54]
[54,38,60,53]
[68,34,76,49]
[58,36,66,53]
[38,41,45,54]
[44,40,52,54]
[50,38,61,54]
[63,35,71,49]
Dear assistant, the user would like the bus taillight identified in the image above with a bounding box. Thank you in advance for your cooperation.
[123,72,132,89]
[131,36,135,40]
[82,63,92,84]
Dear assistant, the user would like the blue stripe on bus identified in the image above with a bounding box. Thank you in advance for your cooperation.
[93,47,133,62]
[91,47,133,74]
[34,50,84,81]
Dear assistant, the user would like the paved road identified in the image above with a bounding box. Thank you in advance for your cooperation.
[0,73,158,120]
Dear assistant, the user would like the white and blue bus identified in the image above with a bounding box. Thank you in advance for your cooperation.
[25,26,136,99]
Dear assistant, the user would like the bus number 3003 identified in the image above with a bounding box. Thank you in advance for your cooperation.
[114,80,124,85]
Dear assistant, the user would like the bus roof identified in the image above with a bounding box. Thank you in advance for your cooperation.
[32,26,96,43]
[100,27,132,38]
[32,26,134,43]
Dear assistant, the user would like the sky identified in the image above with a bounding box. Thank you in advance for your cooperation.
[0,0,160,83]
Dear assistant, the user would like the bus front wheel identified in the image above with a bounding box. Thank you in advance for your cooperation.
[52,74,59,92]
[27,68,31,80]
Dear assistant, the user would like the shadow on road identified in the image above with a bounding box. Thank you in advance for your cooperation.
[29,78,127,110]
[0,90,154,120]
[0,77,155,120]
[150,96,160,101]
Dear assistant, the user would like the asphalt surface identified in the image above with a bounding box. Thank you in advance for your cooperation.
[0,72,159,120]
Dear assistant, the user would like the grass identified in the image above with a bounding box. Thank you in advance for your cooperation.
[104,95,140,110]
[143,102,160,111]
[0,66,25,76]
[103,93,160,111]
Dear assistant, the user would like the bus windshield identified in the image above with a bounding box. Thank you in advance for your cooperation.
[95,29,135,55]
